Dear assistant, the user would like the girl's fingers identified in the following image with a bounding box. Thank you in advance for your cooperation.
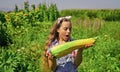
[48,53,54,60]
[85,43,93,48]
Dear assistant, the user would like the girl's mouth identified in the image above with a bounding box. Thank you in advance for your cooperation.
[66,35,69,38]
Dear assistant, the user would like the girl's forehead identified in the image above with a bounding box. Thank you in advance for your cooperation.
[61,21,71,27]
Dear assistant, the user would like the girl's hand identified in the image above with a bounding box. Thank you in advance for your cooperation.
[47,52,57,71]
[77,43,93,51]
[84,43,94,49]
[48,52,56,60]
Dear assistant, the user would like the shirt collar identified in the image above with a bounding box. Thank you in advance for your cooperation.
[52,38,72,46]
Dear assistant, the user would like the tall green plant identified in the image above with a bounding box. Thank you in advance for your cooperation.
[31,4,35,10]
[48,4,59,21]
[0,12,6,23]
[24,1,29,12]
[0,22,12,47]
[14,4,19,12]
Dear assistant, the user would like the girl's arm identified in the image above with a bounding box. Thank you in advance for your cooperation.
[74,48,83,68]
[74,43,93,68]
[48,53,57,71]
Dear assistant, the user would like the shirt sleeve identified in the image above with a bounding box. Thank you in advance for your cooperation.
[72,49,78,59]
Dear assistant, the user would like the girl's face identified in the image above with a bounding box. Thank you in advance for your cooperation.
[57,21,72,42]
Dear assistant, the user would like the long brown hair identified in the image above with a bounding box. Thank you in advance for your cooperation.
[41,17,71,72]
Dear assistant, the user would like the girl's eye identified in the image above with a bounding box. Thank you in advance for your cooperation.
[63,28,67,31]
[63,27,72,31]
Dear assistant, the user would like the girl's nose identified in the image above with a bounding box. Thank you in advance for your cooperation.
[67,29,70,33]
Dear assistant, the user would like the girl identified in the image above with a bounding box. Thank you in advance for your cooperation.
[43,16,93,72]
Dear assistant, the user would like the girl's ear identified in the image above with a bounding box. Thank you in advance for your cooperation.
[57,28,60,33]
